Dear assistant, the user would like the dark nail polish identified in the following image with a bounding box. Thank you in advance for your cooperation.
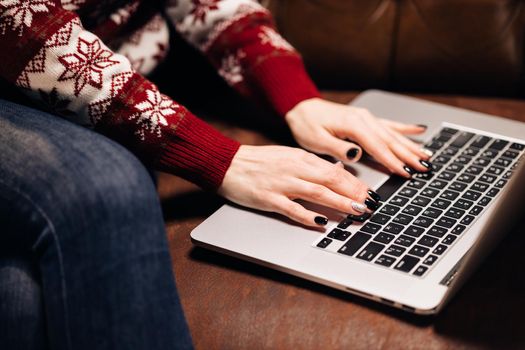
[403,165,415,175]
[420,160,432,169]
[365,198,379,210]
[417,124,428,130]
[314,216,328,226]
[367,190,381,202]
[346,148,359,160]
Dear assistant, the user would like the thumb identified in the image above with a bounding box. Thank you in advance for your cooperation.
[316,131,363,163]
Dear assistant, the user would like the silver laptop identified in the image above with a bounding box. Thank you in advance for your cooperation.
[191,90,525,314]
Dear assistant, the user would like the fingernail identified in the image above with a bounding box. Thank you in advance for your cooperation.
[365,198,379,210]
[403,165,415,175]
[420,159,432,169]
[367,189,381,202]
[351,202,367,213]
[421,148,434,157]
[314,216,328,226]
[417,124,428,130]
[346,148,359,160]
[335,161,345,168]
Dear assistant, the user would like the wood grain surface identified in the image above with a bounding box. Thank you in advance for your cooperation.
[158,92,525,350]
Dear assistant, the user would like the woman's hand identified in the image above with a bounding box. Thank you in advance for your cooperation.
[218,145,380,227]
[285,98,433,177]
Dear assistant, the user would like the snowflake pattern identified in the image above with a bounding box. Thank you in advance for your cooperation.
[190,0,220,24]
[218,50,244,85]
[0,0,54,36]
[60,0,85,11]
[258,26,294,51]
[129,87,178,140]
[38,87,76,118]
[58,37,119,96]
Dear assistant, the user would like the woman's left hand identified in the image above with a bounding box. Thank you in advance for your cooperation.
[285,97,432,178]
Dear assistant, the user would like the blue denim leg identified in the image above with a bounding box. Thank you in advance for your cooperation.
[0,99,193,350]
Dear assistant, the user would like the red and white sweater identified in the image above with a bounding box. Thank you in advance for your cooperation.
[0,0,320,189]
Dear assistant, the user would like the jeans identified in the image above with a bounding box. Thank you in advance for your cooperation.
[0,99,193,350]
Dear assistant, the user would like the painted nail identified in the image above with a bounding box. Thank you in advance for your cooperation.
[314,216,328,226]
[351,202,367,213]
[346,148,360,160]
[417,124,428,130]
[367,189,381,202]
[365,198,379,210]
[420,159,432,169]
[403,165,415,175]
[421,148,434,157]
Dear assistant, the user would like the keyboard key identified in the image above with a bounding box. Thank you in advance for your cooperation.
[453,199,474,210]
[460,215,475,225]
[337,218,353,229]
[402,205,423,216]
[374,176,407,202]
[426,140,445,150]
[408,179,426,189]
[455,155,472,165]
[429,180,447,189]
[370,213,391,225]
[487,166,504,176]
[395,255,420,273]
[385,245,406,257]
[431,163,443,172]
[422,207,443,219]
[470,135,491,148]
[433,244,448,255]
[338,232,372,256]
[487,188,500,197]
[451,224,466,235]
[361,222,382,234]
[380,204,400,216]
[413,216,434,228]
[442,127,458,134]
[394,235,416,247]
[357,242,385,261]
[383,222,404,234]
[495,158,512,167]
[399,187,418,198]
[393,214,413,225]
[462,148,479,157]
[409,245,430,257]
[503,171,513,180]
[327,228,351,241]
[434,133,452,142]
[495,179,507,188]
[390,196,409,207]
[473,157,491,167]
[457,174,476,183]
[413,265,428,276]
[431,199,451,210]
[317,238,332,248]
[440,190,460,201]
[502,150,519,159]
[488,139,509,150]
[423,255,439,266]
[510,142,525,151]
[347,213,371,222]
[446,163,464,173]
[374,232,395,244]
[404,225,425,237]
[416,172,434,180]
[436,216,457,228]
[418,235,439,247]
[444,208,465,219]
[481,149,499,158]
[471,182,489,193]
[442,147,459,156]
[465,166,483,175]
[375,255,396,267]
[450,132,474,148]
[412,196,431,207]
[449,181,468,192]
[442,234,457,245]
[438,171,455,181]
[428,226,448,238]
[421,187,440,197]
[469,206,483,216]
[462,190,481,201]
[478,196,492,206]
[434,155,451,164]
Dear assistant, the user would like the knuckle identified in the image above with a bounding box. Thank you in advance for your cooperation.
[308,185,326,200]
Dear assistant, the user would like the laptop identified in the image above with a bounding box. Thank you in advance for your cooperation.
[191,90,525,314]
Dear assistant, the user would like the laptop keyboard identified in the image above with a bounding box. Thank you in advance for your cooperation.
[313,125,524,277]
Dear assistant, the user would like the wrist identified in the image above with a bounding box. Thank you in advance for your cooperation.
[284,97,323,125]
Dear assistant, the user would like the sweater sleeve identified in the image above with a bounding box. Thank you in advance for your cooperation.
[0,1,239,190]
[166,0,321,117]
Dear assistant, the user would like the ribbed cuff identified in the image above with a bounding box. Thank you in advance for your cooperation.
[249,55,321,116]
[157,113,241,190]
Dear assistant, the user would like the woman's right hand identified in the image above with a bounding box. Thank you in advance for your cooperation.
[218,145,381,227]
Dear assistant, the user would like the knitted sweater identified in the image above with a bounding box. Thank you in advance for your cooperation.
[0,0,320,189]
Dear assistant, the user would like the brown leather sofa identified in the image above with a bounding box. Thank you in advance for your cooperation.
[265,0,525,97]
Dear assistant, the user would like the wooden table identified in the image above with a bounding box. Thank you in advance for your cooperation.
[158,92,525,349]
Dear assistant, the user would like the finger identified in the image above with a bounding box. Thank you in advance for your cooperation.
[389,129,432,160]
[380,119,427,135]
[388,141,430,173]
[270,195,330,227]
[308,129,363,163]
